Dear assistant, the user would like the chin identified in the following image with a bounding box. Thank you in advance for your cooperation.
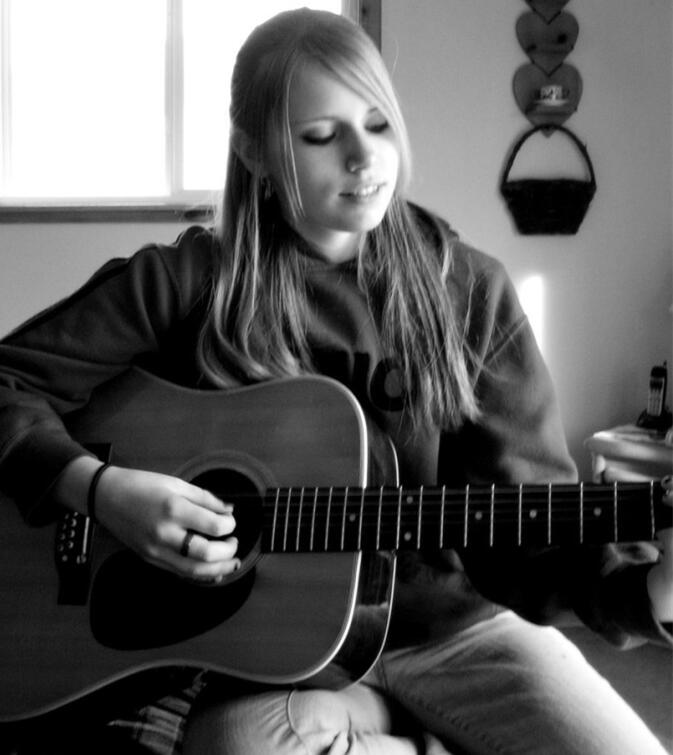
[343,202,390,230]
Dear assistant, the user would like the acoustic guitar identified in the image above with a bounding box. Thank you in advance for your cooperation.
[0,368,669,722]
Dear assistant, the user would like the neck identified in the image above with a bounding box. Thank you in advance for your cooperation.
[301,233,363,265]
[261,480,668,554]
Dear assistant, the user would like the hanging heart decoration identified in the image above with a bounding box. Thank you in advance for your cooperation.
[513,63,582,128]
[524,0,570,23]
[516,11,579,75]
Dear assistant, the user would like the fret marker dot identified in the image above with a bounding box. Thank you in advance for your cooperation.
[406,495,414,504]
[349,513,357,523]
[403,531,412,542]
[475,511,483,521]
[529,509,538,519]
[593,507,602,518]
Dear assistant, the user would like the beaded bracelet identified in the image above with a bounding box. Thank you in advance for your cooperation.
[87,463,111,523]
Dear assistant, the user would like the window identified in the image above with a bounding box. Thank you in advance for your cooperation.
[0,0,380,220]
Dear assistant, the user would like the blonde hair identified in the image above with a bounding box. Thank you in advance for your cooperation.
[198,9,478,429]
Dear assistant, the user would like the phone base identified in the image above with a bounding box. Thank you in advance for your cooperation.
[636,409,672,433]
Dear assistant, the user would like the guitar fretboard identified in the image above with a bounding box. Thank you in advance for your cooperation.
[262,481,666,553]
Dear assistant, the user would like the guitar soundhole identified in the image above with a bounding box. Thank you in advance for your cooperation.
[189,468,262,563]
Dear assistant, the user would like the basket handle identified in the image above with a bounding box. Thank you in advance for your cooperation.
[500,124,597,189]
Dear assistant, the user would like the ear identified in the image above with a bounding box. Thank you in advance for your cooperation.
[231,128,265,176]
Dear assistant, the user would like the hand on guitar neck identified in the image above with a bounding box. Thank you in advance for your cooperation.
[647,475,673,622]
[52,455,240,583]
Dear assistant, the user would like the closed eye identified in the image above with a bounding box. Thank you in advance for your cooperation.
[367,119,389,134]
[302,132,336,146]
[300,116,389,145]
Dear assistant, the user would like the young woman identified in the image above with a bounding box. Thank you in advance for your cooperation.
[0,9,670,755]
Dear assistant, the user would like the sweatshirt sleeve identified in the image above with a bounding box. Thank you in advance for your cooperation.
[0,226,212,524]
[440,245,669,648]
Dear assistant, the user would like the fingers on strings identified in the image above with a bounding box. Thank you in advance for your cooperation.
[179,529,239,564]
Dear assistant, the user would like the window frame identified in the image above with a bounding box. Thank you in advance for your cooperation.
[0,0,381,223]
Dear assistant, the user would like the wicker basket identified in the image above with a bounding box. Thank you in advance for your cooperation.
[500,125,596,235]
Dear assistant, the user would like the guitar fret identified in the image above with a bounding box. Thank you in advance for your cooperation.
[309,488,318,552]
[376,487,383,551]
[547,483,552,545]
[463,484,470,547]
[517,484,523,546]
[324,487,333,552]
[282,487,292,552]
[270,489,281,551]
[649,481,655,540]
[340,486,349,552]
[579,482,584,544]
[295,487,305,552]
[439,486,446,548]
[417,486,424,549]
[489,484,495,547]
[613,482,618,542]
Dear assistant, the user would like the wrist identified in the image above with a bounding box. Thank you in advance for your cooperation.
[52,456,110,516]
[87,462,111,522]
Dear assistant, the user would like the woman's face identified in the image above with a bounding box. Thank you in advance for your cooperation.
[266,62,400,264]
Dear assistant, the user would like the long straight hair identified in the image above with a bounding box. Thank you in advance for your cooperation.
[197,9,479,429]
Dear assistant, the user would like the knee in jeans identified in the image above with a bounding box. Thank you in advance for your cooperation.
[186,690,352,754]
[288,689,351,737]
[184,692,291,755]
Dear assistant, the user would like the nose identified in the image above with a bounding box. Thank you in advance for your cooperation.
[345,131,375,173]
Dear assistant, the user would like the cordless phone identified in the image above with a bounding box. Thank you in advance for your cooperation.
[637,362,672,431]
[647,364,667,417]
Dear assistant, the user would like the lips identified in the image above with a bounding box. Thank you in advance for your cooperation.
[340,184,383,199]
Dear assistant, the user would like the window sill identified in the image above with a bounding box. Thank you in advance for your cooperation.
[0,204,214,223]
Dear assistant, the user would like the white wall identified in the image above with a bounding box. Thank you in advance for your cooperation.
[383,0,673,477]
[0,223,185,332]
[0,0,671,478]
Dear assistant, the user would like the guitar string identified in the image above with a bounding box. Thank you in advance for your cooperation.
[264,483,654,550]
[267,518,656,549]
[236,488,657,507]
[260,495,658,515]
[260,500,660,520]
[263,487,656,499]
[226,486,661,537]
[266,498,659,527]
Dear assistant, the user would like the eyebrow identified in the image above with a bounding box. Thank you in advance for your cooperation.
[291,116,337,126]
[292,107,382,127]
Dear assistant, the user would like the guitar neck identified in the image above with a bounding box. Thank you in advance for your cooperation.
[263,480,668,553]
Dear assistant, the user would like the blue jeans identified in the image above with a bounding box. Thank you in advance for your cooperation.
[183,611,667,754]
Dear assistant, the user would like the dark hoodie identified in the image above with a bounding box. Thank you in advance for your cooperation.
[0,206,667,649]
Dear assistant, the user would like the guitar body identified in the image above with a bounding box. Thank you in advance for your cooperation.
[2,369,667,725]
[0,370,397,721]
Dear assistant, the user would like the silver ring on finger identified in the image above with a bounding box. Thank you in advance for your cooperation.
[180,530,195,558]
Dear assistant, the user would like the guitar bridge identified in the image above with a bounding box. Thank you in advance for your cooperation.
[54,444,110,605]
[55,509,95,605]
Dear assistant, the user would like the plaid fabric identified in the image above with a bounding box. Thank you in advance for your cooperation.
[105,672,208,755]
